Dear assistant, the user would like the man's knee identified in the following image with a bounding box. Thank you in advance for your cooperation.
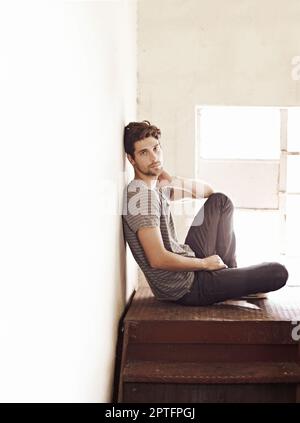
[271,262,289,289]
[208,192,234,209]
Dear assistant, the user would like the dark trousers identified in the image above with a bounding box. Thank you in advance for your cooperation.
[176,193,289,306]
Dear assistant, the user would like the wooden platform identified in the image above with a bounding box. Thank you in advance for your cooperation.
[115,285,300,403]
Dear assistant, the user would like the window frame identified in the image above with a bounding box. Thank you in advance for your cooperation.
[195,105,300,274]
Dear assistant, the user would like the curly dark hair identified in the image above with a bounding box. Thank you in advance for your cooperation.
[124,120,161,158]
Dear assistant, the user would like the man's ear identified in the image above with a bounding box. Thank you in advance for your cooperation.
[127,153,135,166]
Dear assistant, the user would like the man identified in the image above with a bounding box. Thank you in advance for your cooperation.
[122,120,288,305]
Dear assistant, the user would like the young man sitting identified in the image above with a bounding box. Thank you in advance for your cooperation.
[122,120,288,306]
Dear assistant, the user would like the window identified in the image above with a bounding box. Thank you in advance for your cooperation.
[196,106,300,285]
[200,107,280,160]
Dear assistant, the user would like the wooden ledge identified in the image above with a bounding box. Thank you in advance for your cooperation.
[124,360,300,384]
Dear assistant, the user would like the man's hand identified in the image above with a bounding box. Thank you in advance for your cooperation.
[201,255,228,271]
[157,169,173,188]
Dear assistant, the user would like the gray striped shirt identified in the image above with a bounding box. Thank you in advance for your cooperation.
[122,179,196,301]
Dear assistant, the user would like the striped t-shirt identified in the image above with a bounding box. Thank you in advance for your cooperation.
[122,179,196,301]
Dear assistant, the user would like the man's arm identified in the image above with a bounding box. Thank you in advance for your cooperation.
[157,170,214,200]
[170,176,214,201]
[137,226,227,271]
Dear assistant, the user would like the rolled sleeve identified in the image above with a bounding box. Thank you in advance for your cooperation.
[123,187,161,233]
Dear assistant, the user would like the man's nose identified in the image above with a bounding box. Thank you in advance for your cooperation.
[150,150,159,161]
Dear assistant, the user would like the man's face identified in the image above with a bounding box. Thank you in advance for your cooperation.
[127,136,163,176]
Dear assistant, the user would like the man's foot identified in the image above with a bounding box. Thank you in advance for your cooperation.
[237,292,268,300]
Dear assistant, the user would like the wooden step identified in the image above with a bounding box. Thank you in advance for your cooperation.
[126,342,298,362]
[115,286,300,402]
[124,286,300,345]
[122,361,300,403]
[123,360,300,384]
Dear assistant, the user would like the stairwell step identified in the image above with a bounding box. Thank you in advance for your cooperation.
[123,360,300,384]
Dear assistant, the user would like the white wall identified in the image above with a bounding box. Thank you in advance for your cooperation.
[0,0,137,402]
[138,0,300,178]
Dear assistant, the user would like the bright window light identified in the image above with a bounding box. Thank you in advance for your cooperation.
[287,156,300,193]
[286,195,300,256]
[196,106,300,284]
[199,107,280,160]
[287,107,300,152]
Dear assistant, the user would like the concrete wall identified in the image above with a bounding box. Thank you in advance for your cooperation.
[0,0,137,402]
[137,0,300,179]
[135,0,300,253]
